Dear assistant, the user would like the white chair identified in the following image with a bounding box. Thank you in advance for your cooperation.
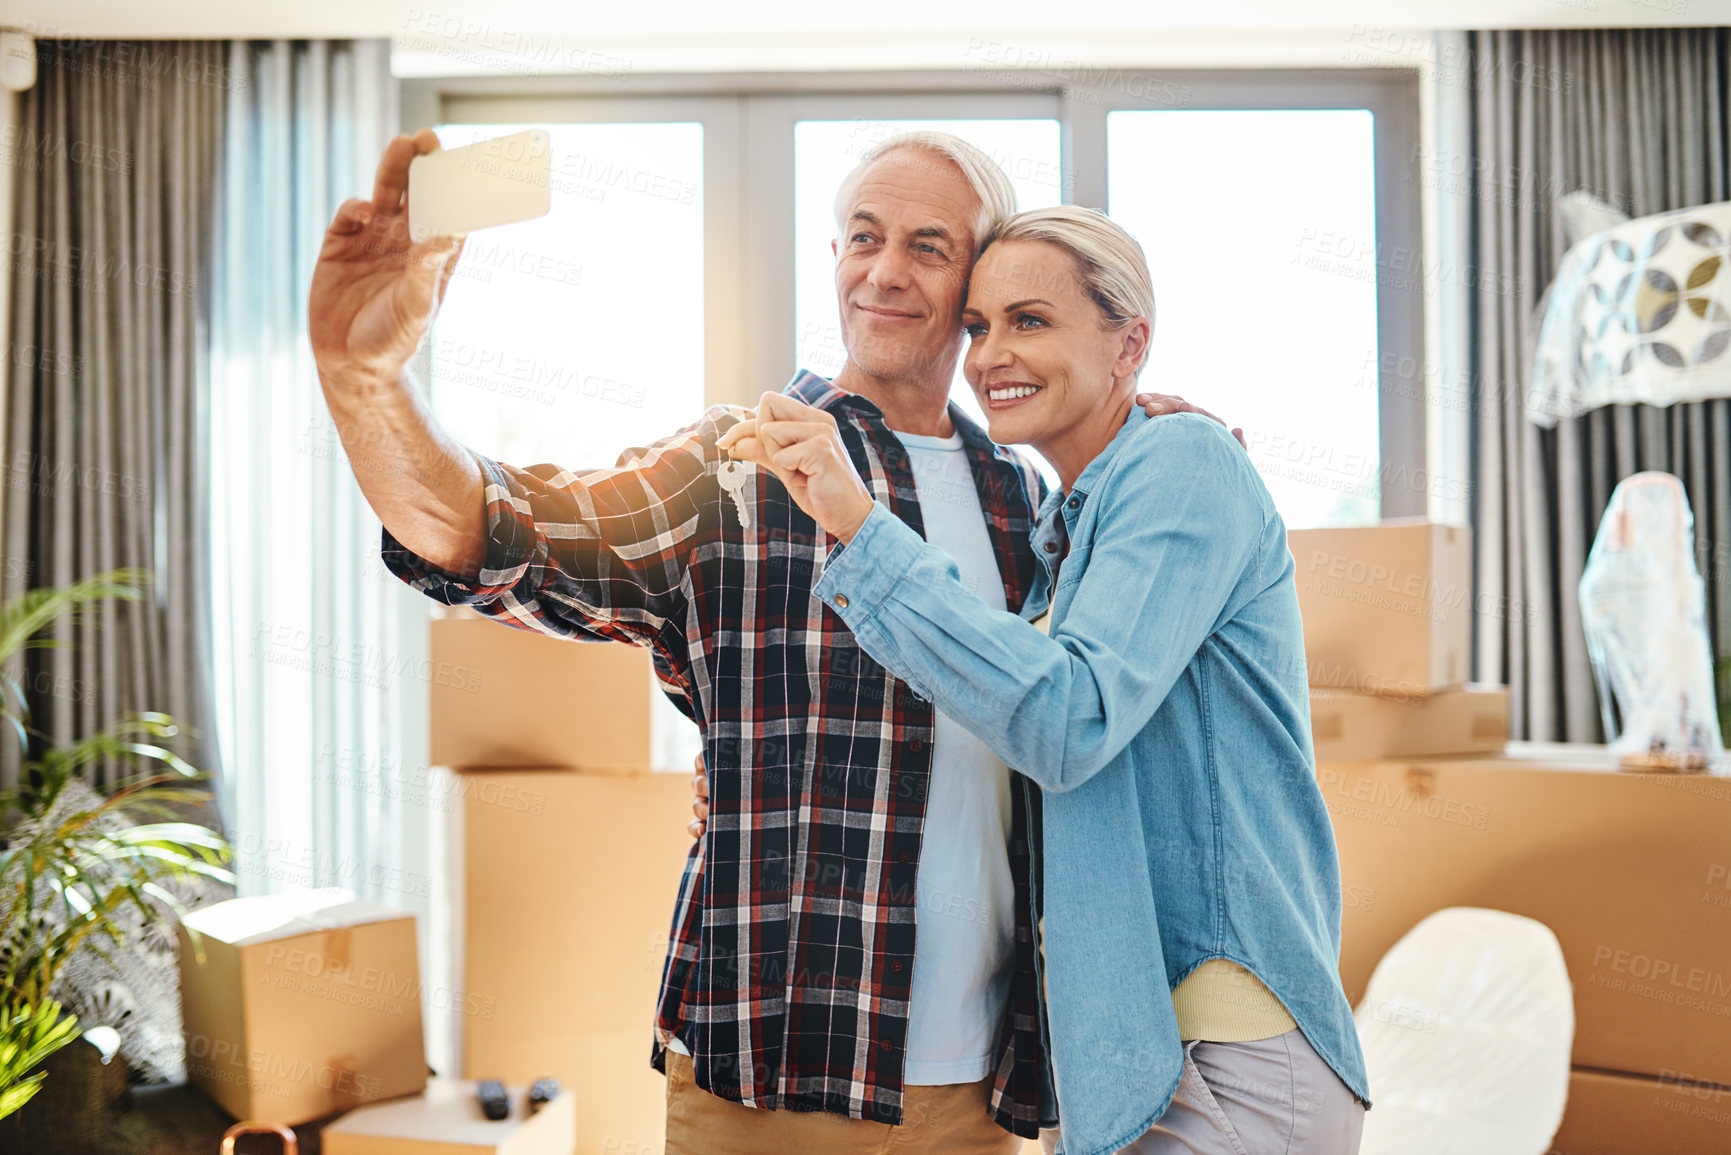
[1355,907,1574,1155]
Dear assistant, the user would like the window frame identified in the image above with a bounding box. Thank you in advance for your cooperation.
[1064,68,1425,516]
[405,88,745,409]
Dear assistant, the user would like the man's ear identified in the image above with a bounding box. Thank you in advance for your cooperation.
[1116,318,1151,382]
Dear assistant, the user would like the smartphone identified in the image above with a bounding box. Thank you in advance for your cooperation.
[407,128,552,243]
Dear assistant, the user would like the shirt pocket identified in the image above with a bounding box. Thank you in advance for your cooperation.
[1052,541,1091,598]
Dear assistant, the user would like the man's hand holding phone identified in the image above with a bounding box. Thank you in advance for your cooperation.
[309,127,550,393]
[307,127,552,582]
[308,129,467,392]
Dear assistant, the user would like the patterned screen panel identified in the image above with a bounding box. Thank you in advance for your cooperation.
[1530,200,1731,425]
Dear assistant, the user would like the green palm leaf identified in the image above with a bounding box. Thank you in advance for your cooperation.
[0,568,233,1118]
[0,999,81,1120]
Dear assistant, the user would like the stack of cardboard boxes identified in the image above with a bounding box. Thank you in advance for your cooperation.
[1299,520,1731,1154]
[1289,519,1509,763]
[176,889,575,1153]
[1326,747,1731,1154]
[429,608,700,1155]
[181,611,692,1152]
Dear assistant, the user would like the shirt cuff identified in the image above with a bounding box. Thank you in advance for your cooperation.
[813,502,929,624]
[379,453,539,605]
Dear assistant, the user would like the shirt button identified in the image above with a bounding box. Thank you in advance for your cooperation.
[1043,541,1058,553]
[892,960,904,972]
[910,739,924,752]
[1067,496,1081,510]
[834,594,850,608]
[899,851,913,863]
[879,1040,893,1052]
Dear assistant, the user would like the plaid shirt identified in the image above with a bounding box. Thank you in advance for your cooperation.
[382,371,1051,1136]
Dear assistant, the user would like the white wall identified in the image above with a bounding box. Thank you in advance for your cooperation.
[2,2,1719,74]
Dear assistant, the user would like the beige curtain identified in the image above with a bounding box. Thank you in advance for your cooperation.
[207,38,421,903]
[1,40,226,790]
[206,36,459,1071]
[1466,28,1731,743]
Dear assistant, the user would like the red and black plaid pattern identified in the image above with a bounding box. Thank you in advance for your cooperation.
[382,371,1051,1136]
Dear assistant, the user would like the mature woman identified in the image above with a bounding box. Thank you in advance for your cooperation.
[717,206,1370,1155]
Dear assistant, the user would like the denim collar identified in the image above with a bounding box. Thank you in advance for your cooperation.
[1037,402,1148,528]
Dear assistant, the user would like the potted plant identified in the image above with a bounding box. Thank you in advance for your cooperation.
[0,569,233,1120]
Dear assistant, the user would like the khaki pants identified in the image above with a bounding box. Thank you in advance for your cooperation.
[664,1050,1023,1155]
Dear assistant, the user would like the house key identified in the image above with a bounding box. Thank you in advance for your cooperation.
[718,459,752,529]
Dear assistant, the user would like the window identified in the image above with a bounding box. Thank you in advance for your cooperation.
[426,121,705,469]
[419,116,712,790]
[1108,109,1381,527]
[414,74,1419,522]
[1064,69,1425,520]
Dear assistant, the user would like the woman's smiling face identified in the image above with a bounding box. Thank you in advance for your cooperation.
[961,239,1134,449]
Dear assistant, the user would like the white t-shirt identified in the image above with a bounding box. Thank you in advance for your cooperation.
[892,427,1018,1086]
[670,427,1018,1087]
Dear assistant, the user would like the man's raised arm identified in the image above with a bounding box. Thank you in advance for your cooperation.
[308,129,484,578]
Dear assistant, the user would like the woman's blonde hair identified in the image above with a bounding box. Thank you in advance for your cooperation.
[981,206,1156,373]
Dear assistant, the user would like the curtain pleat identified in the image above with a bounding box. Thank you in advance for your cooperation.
[208,39,415,909]
[1,41,225,792]
[1467,28,1731,743]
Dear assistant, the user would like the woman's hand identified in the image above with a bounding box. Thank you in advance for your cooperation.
[689,751,708,839]
[1135,391,1246,448]
[716,392,878,544]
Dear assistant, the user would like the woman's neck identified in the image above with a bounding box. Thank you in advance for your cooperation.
[1037,383,1136,493]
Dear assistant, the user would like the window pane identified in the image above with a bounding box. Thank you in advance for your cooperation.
[794,119,1061,431]
[1108,109,1380,527]
[428,122,703,469]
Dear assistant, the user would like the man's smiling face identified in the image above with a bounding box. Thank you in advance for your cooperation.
[833,147,981,391]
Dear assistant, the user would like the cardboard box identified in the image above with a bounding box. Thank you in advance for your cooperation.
[177,889,428,1124]
[1308,684,1509,763]
[1288,520,1473,699]
[461,770,697,1155]
[430,613,700,773]
[1548,1067,1731,1155]
[1327,745,1731,1090]
[321,1077,576,1155]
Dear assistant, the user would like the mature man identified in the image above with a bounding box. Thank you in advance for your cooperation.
[308,127,1222,1154]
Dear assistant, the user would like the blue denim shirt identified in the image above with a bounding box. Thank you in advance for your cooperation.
[814,408,1370,1155]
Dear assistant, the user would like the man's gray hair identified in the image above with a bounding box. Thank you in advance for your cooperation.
[831,131,1018,252]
